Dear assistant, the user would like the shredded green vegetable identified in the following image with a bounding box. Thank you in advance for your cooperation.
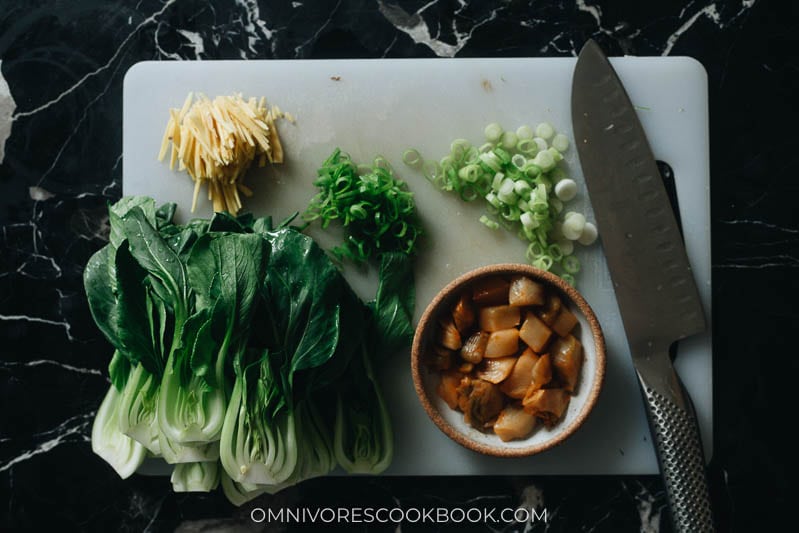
[404,122,597,284]
[304,148,422,264]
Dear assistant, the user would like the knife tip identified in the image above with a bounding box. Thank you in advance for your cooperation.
[578,39,603,59]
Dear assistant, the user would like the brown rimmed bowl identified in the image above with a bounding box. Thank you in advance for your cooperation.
[410,263,606,457]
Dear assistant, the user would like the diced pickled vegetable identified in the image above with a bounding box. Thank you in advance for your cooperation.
[484,328,520,358]
[519,312,553,353]
[452,292,476,333]
[494,405,537,442]
[499,348,539,399]
[551,306,578,337]
[437,370,463,409]
[461,331,490,364]
[522,388,571,426]
[437,316,462,350]
[472,277,510,306]
[479,305,521,332]
[551,335,583,392]
[456,379,505,428]
[475,356,517,384]
[538,293,562,326]
[430,274,586,440]
[508,276,546,307]
[528,353,552,395]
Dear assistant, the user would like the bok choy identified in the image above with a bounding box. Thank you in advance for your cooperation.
[84,194,416,504]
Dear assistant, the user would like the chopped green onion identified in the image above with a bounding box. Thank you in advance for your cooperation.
[526,242,545,260]
[552,133,570,152]
[561,273,575,285]
[520,211,536,230]
[535,122,555,140]
[492,147,511,165]
[500,204,521,221]
[547,243,564,261]
[516,125,534,139]
[578,222,598,245]
[409,121,596,285]
[557,239,574,255]
[516,138,539,155]
[533,150,555,172]
[305,148,422,264]
[491,172,504,192]
[458,164,482,183]
[460,184,479,202]
[479,215,499,230]
[484,123,503,143]
[533,137,548,151]
[497,189,517,205]
[554,179,578,201]
[547,147,564,163]
[532,255,554,271]
[513,180,532,198]
[479,152,502,172]
[451,138,471,161]
[523,163,541,178]
[402,149,423,168]
[373,156,392,171]
[562,255,580,274]
[562,212,586,240]
[500,131,518,151]
[511,153,527,170]
[499,177,515,196]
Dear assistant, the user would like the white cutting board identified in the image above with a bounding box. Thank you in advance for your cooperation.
[123,58,711,475]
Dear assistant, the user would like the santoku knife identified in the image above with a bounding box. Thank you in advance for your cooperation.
[571,40,714,532]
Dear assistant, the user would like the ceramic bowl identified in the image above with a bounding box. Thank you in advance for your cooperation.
[410,263,606,457]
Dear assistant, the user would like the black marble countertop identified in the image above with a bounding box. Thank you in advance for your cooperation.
[0,1,793,531]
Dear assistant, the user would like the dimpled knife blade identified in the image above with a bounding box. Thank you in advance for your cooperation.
[571,40,714,533]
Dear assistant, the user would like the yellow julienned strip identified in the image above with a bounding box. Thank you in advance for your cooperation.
[158,93,288,215]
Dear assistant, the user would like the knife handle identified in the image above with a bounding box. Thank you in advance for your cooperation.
[636,352,714,533]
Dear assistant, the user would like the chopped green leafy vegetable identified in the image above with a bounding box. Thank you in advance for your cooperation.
[303,148,423,264]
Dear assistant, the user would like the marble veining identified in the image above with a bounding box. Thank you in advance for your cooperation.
[377,0,503,57]
[0,0,791,531]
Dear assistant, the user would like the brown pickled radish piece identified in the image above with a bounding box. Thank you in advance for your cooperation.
[451,292,476,333]
[508,276,546,306]
[494,404,537,442]
[437,316,462,351]
[475,356,517,384]
[551,335,583,392]
[461,331,490,364]
[518,311,553,353]
[471,276,510,306]
[522,388,571,426]
[484,328,520,358]
[479,304,521,332]
[499,348,540,398]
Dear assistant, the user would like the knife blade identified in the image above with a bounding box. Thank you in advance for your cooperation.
[571,40,714,532]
